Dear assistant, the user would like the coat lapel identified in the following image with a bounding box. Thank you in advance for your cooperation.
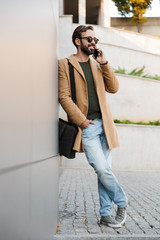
[68,55,86,81]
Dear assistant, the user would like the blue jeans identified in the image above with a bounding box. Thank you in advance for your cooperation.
[82,119,127,216]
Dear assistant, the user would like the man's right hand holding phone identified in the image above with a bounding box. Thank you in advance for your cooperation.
[93,48,108,65]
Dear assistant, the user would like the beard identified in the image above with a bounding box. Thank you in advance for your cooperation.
[80,41,95,56]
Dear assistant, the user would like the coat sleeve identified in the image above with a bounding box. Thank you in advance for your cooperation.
[100,63,119,93]
[58,59,86,126]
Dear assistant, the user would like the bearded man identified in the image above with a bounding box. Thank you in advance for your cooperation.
[58,25,128,228]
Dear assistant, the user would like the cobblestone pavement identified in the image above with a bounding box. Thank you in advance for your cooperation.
[54,157,160,240]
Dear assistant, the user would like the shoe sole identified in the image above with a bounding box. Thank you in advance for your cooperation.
[116,212,127,225]
[121,213,127,225]
[100,220,122,228]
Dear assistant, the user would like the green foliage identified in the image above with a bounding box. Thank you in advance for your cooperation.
[114,67,126,74]
[112,0,131,16]
[114,66,160,81]
[128,66,145,76]
[114,119,160,126]
[112,0,153,32]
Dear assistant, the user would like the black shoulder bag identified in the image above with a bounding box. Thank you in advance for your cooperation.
[59,61,78,159]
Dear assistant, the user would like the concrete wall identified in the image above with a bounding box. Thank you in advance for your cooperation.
[111,17,160,37]
[0,0,59,239]
[59,16,160,76]
[112,124,160,171]
[107,74,160,122]
[93,25,160,76]
[59,15,74,58]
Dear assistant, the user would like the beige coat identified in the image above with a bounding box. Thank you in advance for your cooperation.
[58,54,120,152]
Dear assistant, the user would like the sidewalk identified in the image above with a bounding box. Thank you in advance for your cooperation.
[54,155,160,240]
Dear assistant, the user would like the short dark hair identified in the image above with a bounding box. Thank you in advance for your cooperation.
[72,25,94,48]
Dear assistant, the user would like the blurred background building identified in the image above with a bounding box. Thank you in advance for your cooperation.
[60,0,160,35]
[59,0,111,27]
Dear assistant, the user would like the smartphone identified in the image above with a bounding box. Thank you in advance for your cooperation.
[93,49,100,59]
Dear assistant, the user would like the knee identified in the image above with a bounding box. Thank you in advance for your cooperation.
[96,168,106,178]
[96,167,111,178]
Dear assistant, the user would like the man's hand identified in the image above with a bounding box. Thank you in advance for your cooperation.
[80,119,95,129]
[93,48,108,65]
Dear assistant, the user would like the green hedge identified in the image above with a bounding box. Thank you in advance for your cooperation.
[114,66,160,81]
[114,119,160,126]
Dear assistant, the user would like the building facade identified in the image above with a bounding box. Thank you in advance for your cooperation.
[59,0,110,27]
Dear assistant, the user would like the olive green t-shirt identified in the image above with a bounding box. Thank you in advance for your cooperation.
[79,61,101,120]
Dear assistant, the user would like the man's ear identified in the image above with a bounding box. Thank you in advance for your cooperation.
[75,38,81,47]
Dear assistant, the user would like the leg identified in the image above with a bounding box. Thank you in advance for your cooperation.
[100,126,128,225]
[100,131,127,208]
[98,178,112,216]
[82,119,127,216]
[98,132,112,216]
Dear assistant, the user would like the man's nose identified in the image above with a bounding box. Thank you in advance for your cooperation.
[90,40,95,45]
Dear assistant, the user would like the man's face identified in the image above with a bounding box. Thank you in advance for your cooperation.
[80,29,96,56]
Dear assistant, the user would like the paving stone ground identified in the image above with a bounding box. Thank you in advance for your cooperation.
[54,156,160,240]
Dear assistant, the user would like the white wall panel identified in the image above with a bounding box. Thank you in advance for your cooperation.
[0,0,58,169]
[0,167,30,240]
[0,0,59,239]
[30,157,59,240]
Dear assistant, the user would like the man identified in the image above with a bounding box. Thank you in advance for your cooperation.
[59,25,127,228]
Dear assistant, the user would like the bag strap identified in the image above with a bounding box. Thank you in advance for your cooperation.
[67,59,76,104]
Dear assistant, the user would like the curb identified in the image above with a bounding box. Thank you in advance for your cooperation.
[53,234,160,240]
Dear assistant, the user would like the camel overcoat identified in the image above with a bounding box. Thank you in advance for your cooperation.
[58,54,120,152]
